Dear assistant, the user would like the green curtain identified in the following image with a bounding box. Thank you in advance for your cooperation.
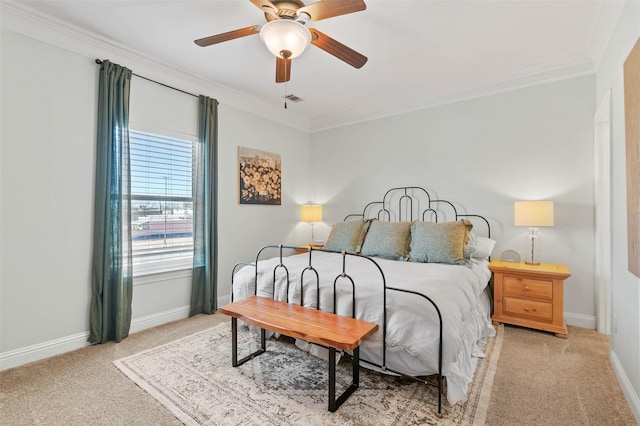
[89,60,133,344]
[190,95,219,315]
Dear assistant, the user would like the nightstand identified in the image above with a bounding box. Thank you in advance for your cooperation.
[490,260,571,338]
[293,244,324,254]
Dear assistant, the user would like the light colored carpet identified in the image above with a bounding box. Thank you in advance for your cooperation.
[1,315,635,425]
[113,323,503,425]
[485,325,637,426]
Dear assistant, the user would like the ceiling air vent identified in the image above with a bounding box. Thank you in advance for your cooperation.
[284,94,303,102]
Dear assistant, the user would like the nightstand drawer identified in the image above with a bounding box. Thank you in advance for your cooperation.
[503,277,553,300]
[503,297,553,321]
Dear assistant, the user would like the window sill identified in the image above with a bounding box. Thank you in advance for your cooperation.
[133,266,193,286]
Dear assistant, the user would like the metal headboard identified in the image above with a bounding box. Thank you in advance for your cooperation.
[344,186,491,238]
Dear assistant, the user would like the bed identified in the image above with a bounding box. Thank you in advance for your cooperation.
[230,186,497,415]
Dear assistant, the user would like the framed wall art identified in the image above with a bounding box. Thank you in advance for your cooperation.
[624,38,640,278]
[238,146,281,205]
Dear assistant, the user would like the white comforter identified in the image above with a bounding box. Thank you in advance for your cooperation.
[231,250,495,404]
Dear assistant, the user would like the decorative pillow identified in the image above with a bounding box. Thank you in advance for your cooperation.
[462,219,473,257]
[409,220,471,265]
[323,219,371,254]
[360,221,412,260]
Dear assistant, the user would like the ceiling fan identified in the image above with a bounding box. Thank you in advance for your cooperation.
[194,0,368,83]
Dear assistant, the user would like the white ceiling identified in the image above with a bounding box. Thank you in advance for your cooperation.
[1,1,623,132]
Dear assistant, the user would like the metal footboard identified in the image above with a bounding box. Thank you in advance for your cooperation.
[231,244,446,417]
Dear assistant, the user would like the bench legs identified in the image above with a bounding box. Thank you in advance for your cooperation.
[328,346,360,412]
[230,318,362,412]
[231,317,265,367]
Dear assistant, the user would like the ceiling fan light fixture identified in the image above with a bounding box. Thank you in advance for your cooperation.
[260,19,311,59]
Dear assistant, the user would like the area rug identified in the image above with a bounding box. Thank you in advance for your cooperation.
[114,323,503,426]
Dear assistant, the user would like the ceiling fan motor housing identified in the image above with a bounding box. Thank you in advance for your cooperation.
[263,0,306,21]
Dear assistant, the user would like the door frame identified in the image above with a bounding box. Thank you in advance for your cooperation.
[594,90,612,335]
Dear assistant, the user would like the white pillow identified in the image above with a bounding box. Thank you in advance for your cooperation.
[463,231,478,259]
[473,236,496,259]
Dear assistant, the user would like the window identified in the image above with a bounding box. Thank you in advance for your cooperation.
[130,130,195,275]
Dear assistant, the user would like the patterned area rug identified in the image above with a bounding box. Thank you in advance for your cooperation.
[114,323,503,426]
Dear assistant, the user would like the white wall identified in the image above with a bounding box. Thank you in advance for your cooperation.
[595,1,640,421]
[217,105,313,300]
[0,30,311,369]
[311,75,596,328]
[1,30,97,357]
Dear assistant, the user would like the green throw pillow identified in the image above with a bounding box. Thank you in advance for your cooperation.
[409,220,472,264]
[360,221,412,260]
[324,219,371,254]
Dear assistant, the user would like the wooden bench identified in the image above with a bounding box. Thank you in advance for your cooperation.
[219,295,379,412]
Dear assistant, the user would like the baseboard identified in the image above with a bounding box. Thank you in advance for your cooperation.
[610,350,640,423]
[564,312,596,329]
[0,305,192,371]
[0,331,90,371]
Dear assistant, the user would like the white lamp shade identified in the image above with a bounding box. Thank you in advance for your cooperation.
[301,204,322,223]
[260,20,311,59]
[514,201,554,227]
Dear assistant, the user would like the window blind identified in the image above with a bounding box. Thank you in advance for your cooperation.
[129,130,195,274]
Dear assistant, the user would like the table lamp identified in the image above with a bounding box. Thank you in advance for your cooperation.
[301,204,323,245]
[514,200,554,265]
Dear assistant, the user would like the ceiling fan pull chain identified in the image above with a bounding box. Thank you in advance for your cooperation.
[284,83,288,109]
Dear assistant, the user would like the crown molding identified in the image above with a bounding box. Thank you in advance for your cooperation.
[310,57,594,132]
[587,0,626,70]
[0,1,312,133]
[2,0,616,134]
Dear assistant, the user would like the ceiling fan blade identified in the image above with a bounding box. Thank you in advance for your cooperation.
[275,57,292,83]
[298,0,366,21]
[309,28,367,69]
[194,26,259,47]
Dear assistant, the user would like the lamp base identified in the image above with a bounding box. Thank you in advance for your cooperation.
[524,227,541,265]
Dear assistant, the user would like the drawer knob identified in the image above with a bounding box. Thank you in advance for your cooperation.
[524,307,537,312]
[524,286,530,291]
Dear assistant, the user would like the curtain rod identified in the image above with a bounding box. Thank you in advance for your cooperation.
[95,59,198,99]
